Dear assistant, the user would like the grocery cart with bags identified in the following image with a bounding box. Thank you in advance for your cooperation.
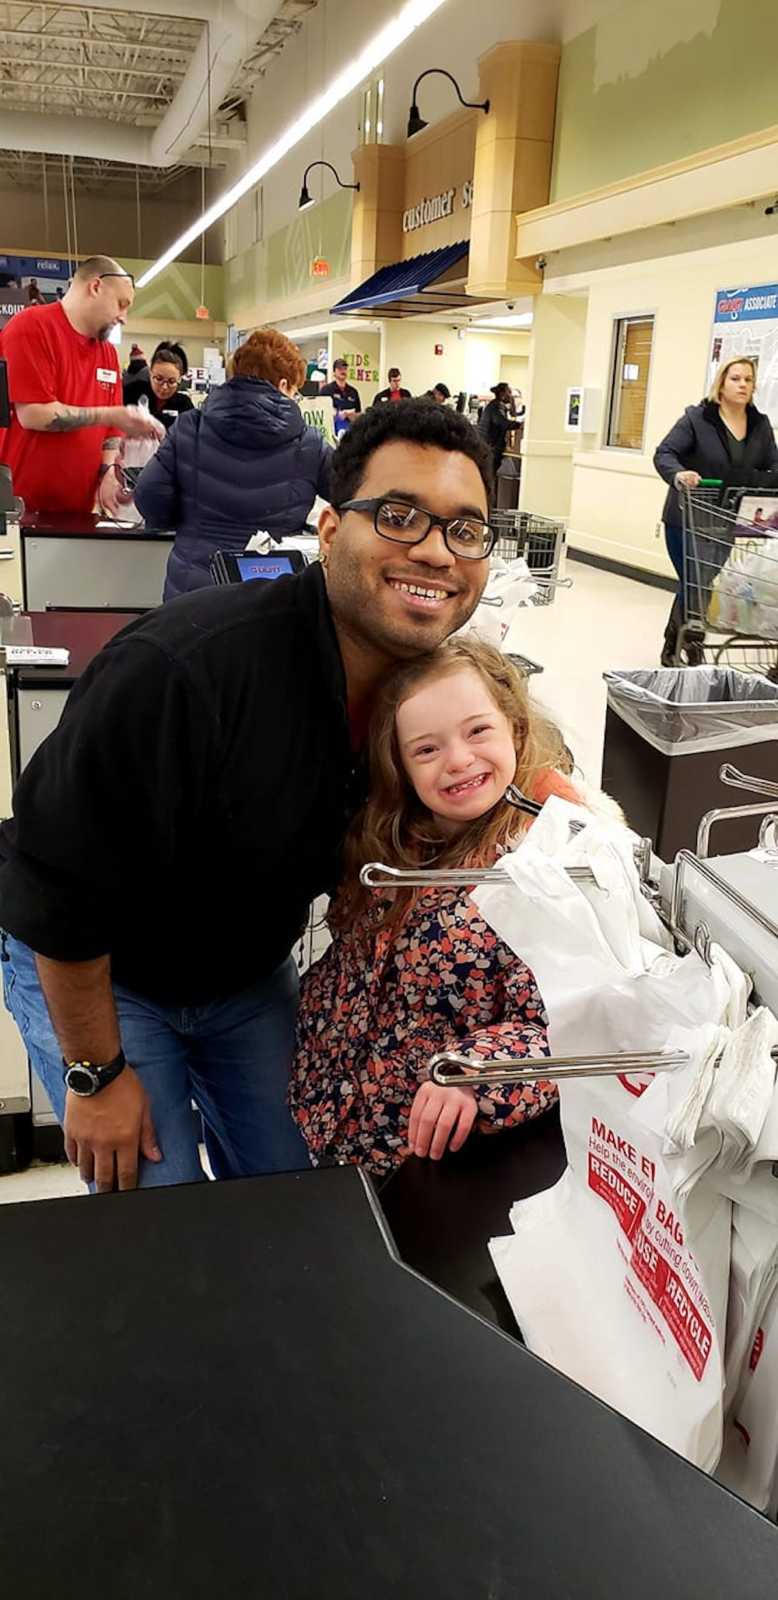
[490,509,567,606]
[679,483,778,677]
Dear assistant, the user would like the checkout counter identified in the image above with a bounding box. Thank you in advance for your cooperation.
[20,511,173,611]
[0,1161,776,1597]
[3,608,137,771]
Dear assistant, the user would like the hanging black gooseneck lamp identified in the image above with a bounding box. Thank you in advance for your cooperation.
[407,68,489,138]
[298,160,360,210]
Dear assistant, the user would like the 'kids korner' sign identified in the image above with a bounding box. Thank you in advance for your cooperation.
[403,180,474,233]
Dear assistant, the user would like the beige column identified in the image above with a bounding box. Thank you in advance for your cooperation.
[466,40,560,300]
[349,144,405,286]
[519,293,588,519]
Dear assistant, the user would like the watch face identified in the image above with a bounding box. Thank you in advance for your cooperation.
[66,1066,98,1097]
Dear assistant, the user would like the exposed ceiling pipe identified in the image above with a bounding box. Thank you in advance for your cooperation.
[2,110,154,164]
[1,0,278,168]
[149,0,278,168]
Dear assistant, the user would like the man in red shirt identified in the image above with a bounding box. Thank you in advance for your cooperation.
[0,254,163,518]
[374,367,412,405]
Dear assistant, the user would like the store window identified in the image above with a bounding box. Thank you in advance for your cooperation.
[224,206,238,262]
[253,186,264,246]
[606,316,654,450]
[360,76,385,144]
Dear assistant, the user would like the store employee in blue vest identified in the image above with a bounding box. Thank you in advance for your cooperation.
[320,357,361,437]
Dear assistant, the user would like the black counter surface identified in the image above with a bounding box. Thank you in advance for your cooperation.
[10,608,140,688]
[21,511,172,541]
[0,1165,775,1598]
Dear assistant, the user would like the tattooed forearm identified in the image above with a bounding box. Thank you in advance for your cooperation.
[45,407,105,432]
[16,400,121,433]
[99,438,122,475]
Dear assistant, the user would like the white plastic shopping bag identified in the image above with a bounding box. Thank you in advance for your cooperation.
[720,1203,778,1420]
[715,1087,778,1226]
[490,1055,732,1470]
[671,1010,778,1226]
[480,804,735,1467]
[473,808,731,1059]
[458,556,538,650]
[104,422,161,525]
[717,1277,778,1513]
[708,543,778,636]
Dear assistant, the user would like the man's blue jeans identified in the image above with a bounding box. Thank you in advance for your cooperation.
[1,935,310,1187]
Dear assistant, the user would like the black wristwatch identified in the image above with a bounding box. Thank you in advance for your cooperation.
[63,1050,126,1098]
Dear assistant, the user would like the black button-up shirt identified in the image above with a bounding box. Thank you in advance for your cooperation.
[0,565,364,1005]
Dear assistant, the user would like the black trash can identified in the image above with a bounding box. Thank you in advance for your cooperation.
[601,667,778,859]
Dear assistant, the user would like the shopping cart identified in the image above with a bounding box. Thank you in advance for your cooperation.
[680,484,778,677]
[506,652,543,677]
[490,509,567,606]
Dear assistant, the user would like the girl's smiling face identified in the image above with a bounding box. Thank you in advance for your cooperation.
[396,666,517,833]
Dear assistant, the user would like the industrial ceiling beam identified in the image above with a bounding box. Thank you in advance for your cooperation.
[0,28,193,58]
[0,56,187,78]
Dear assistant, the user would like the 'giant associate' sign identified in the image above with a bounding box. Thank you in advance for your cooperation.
[714,285,778,322]
[709,281,778,428]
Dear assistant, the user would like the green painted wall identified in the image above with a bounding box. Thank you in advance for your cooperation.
[226,187,352,325]
[551,0,778,200]
[123,259,225,322]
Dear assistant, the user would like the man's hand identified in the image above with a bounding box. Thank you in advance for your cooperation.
[116,404,165,442]
[407,1081,478,1161]
[97,463,126,518]
[675,470,701,489]
[64,1065,162,1193]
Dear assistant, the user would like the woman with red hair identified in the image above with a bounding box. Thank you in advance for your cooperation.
[136,327,333,600]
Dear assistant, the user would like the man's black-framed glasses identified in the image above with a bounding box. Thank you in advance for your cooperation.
[340,496,496,561]
[98,271,135,289]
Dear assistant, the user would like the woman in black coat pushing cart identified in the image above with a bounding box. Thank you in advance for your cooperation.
[653,356,778,664]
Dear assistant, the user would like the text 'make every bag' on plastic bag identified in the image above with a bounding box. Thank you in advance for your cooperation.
[479,804,733,1469]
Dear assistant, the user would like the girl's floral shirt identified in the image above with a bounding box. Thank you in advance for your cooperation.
[290,886,557,1177]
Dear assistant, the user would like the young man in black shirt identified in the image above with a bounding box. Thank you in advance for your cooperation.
[374,368,412,405]
[0,401,495,1192]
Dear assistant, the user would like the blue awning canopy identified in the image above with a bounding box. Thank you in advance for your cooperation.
[331,240,479,319]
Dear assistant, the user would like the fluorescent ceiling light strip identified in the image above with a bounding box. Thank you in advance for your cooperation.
[282,319,382,338]
[470,315,533,329]
[137,0,449,289]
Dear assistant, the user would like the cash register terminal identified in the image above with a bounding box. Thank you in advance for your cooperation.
[210,548,308,585]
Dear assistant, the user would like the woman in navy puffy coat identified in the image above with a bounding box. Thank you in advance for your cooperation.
[135,328,333,601]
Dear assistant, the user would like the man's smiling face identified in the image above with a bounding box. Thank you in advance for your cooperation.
[319,439,490,661]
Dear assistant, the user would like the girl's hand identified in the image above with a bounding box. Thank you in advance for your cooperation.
[674,470,701,489]
[408,1082,478,1161]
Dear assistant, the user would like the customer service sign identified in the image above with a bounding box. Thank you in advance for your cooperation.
[709,283,778,425]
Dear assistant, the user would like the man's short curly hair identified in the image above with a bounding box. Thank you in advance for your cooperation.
[329,398,493,509]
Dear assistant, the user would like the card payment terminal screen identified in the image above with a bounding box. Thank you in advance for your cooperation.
[235,554,297,582]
